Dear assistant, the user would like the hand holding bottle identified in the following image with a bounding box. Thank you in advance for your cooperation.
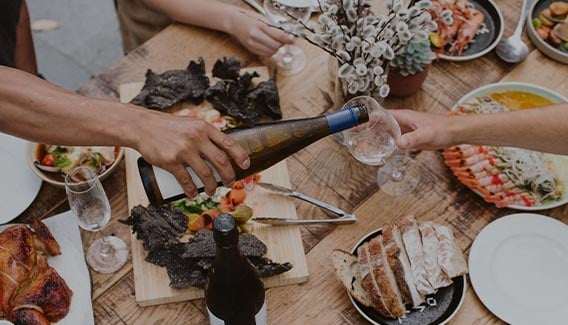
[132,110,250,198]
[138,105,369,205]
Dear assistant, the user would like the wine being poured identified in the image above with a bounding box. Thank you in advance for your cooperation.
[342,96,421,196]
[138,104,369,205]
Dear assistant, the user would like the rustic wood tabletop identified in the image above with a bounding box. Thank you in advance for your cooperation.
[16,0,568,324]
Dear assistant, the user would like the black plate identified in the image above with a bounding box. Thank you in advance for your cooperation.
[349,229,467,325]
[439,0,504,61]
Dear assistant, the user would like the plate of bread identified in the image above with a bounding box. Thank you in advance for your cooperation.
[333,215,468,324]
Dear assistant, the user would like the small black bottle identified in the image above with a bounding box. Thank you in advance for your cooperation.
[205,214,266,325]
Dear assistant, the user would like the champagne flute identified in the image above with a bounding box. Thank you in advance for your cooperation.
[342,96,421,196]
[65,166,128,273]
[264,0,312,76]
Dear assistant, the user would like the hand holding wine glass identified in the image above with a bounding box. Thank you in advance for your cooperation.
[65,166,128,273]
[263,0,312,75]
[342,96,421,196]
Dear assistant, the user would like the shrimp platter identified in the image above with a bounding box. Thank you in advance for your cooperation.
[445,90,566,209]
[430,0,490,56]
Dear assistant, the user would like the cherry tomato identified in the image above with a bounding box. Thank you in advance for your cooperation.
[41,153,57,166]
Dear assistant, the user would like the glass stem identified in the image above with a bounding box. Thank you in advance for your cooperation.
[98,230,112,258]
[391,164,406,182]
[281,46,293,66]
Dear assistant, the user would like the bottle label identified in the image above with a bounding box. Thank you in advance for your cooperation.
[153,161,222,200]
[326,107,359,134]
[207,300,267,325]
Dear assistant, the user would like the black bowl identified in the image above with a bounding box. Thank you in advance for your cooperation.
[439,0,504,61]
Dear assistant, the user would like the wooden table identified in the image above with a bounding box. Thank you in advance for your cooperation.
[17,0,568,323]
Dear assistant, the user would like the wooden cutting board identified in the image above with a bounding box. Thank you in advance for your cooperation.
[119,71,309,307]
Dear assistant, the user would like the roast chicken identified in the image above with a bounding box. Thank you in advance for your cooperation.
[0,219,72,324]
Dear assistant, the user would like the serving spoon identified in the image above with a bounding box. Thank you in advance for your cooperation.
[495,0,530,63]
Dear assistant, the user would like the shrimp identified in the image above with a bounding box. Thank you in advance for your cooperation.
[486,192,537,208]
[445,151,494,167]
[449,7,484,55]
[443,145,491,160]
[430,0,460,51]
[450,158,501,176]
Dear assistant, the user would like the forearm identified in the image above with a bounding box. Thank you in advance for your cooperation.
[451,105,568,154]
[0,66,142,148]
[142,0,237,34]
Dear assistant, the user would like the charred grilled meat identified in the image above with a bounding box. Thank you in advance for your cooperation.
[124,205,293,289]
[131,57,209,110]
[120,204,187,250]
[131,56,282,122]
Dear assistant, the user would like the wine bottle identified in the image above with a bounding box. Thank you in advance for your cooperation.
[138,105,369,204]
[206,214,266,325]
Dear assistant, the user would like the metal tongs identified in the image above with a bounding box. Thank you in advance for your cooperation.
[251,182,357,226]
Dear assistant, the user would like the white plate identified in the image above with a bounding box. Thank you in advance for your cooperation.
[26,143,124,189]
[469,213,568,325]
[0,213,93,324]
[450,82,568,211]
[0,133,42,223]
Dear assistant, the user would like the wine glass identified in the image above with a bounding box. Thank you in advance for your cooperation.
[65,166,128,273]
[342,96,421,196]
[264,0,312,76]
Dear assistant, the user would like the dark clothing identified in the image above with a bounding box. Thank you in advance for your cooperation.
[116,0,171,54]
[0,0,22,67]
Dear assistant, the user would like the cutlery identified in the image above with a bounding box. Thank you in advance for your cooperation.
[242,0,266,15]
[256,182,356,219]
[495,0,530,63]
[252,216,356,225]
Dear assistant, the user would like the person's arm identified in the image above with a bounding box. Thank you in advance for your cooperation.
[14,0,38,75]
[390,105,568,155]
[0,66,250,197]
[141,0,293,56]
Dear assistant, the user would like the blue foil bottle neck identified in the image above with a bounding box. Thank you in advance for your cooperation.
[325,105,368,134]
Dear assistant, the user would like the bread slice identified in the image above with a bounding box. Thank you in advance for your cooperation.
[368,235,406,317]
[357,243,395,318]
[331,249,371,308]
[397,215,436,296]
[433,223,468,278]
[383,224,425,307]
[419,221,453,289]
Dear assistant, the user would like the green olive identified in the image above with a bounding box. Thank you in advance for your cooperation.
[230,204,254,224]
[238,223,253,234]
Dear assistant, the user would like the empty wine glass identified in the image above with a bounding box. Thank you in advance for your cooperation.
[65,166,128,273]
[264,0,312,75]
[342,96,421,196]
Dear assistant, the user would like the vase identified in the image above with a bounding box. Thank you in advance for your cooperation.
[327,57,379,107]
[386,65,430,97]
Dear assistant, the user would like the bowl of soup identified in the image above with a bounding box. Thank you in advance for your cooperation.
[26,144,124,188]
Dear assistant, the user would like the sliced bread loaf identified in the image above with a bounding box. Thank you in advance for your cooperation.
[358,243,395,318]
[368,235,406,317]
[331,249,371,308]
[397,215,436,296]
[383,224,425,307]
[433,223,468,278]
[419,221,453,289]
